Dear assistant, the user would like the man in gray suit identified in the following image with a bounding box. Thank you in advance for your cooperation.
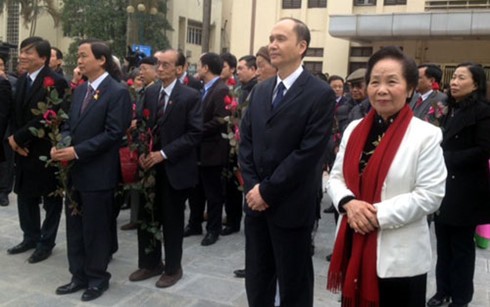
[410,64,446,119]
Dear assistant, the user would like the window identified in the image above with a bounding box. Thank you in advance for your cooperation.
[384,0,406,4]
[308,0,327,8]
[350,47,373,57]
[187,21,202,45]
[6,1,19,72]
[354,0,376,5]
[282,0,301,9]
[305,48,324,57]
[304,61,323,74]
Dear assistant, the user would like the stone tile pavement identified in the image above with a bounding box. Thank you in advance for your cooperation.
[0,193,489,306]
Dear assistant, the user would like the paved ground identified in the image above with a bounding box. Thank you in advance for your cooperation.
[0,192,489,307]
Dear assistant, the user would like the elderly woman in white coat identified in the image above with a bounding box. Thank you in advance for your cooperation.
[326,46,447,307]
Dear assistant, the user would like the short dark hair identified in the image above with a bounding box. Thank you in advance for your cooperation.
[328,75,344,84]
[51,47,63,60]
[176,50,186,67]
[365,46,418,98]
[20,36,51,66]
[79,39,122,81]
[450,62,487,101]
[220,52,237,69]
[280,17,310,59]
[418,64,442,84]
[238,55,257,70]
[201,52,223,76]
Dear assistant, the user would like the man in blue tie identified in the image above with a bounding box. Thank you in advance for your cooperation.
[239,18,335,306]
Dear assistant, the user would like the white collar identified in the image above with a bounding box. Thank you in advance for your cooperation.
[275,65,304,92]
[88,72,109,91]
[27,66,44,83]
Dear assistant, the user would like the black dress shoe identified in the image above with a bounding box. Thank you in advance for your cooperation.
[448,303,468,307]
[81,284,108,302]
[0,193,9,206]
[220,226,239,236]
[427,293,450,307]
[323,204,336,214]
[233,269,245,278]
[183,225,202,237]
[7,241,36,254]
[28,248,52,263]
[56,282,87,295]
[201,232,219,246]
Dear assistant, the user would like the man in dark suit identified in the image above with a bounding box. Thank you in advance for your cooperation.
[7,37,67,263]
[0,74,12,163]
[177,51,202,91]
[239,18,335,306]
[184,52,229,246]
[410,64,447,119]
[51,39,131,302]
[128,49,202,288]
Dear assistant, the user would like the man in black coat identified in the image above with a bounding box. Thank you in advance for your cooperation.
[177,51,202,91]
[128,49,202,288]
[7,37,67,263]
[184,52,229,246]
[239,18,335,306]
[51,39,131,302]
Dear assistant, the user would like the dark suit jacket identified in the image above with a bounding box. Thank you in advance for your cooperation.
[0,77,12,162]
[410,90,447,119]
[11,66,68,196]
[143,80,202,190]
[437,97,490,226]
[185,74,203,92]
[65,75,131,192]
[239,69,335,228]
[199,78,229,167]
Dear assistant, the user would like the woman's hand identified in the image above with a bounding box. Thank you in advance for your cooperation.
[343,199,379,235]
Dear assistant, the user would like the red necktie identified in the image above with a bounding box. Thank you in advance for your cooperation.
[415,96,423,108]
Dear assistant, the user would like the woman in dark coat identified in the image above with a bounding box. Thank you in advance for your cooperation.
[428,63,490,307]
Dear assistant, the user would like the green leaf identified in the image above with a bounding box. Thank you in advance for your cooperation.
[29,127,39,137]
[37,102,47,110]
[31,108,43,116]
[39,156,48,162]
[37,129,45,138]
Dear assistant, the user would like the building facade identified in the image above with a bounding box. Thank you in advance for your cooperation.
[1,0,490,82]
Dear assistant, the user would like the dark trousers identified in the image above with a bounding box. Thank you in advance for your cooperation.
[17,194,62,250]
[66,189,114,288]
[224,174,243,229]
[434,222,476,305]
[138,167,189,274]
[0,139,14,194]
[377,273,427,307]
[245,214,313,307]
[188,166,225,234]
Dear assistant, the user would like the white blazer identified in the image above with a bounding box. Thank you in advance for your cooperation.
[327,116,447,278]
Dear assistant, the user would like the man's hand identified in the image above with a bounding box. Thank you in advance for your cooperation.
[139,151,164,170]
[343,199,379,235]
[50,146,77,161]
[246,184,269,211]
[8,135,29,157]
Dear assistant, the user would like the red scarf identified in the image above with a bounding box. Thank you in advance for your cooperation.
[327,105,413,307]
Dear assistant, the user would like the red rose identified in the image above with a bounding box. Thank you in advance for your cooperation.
[224,95,232,106]
[184,76,190,85]
[227,78,236,86]
[432,82,440,91]
[43,76,55,88]
[60,160,69,168]
[143,108,151,120]
[127,78,134,86]
[43,110,57,125]
[234,124,240,142]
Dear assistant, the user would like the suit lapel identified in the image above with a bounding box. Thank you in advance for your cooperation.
[71,77,111,131]
[158,82,180,126]
[23,66,49,108]
[268,70,309,121]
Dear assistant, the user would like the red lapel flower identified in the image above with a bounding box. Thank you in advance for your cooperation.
[43,76,55,88]
[227,77,236,86]
[142,108,151,120]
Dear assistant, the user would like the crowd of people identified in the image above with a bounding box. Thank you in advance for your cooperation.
[0,17,489,307]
